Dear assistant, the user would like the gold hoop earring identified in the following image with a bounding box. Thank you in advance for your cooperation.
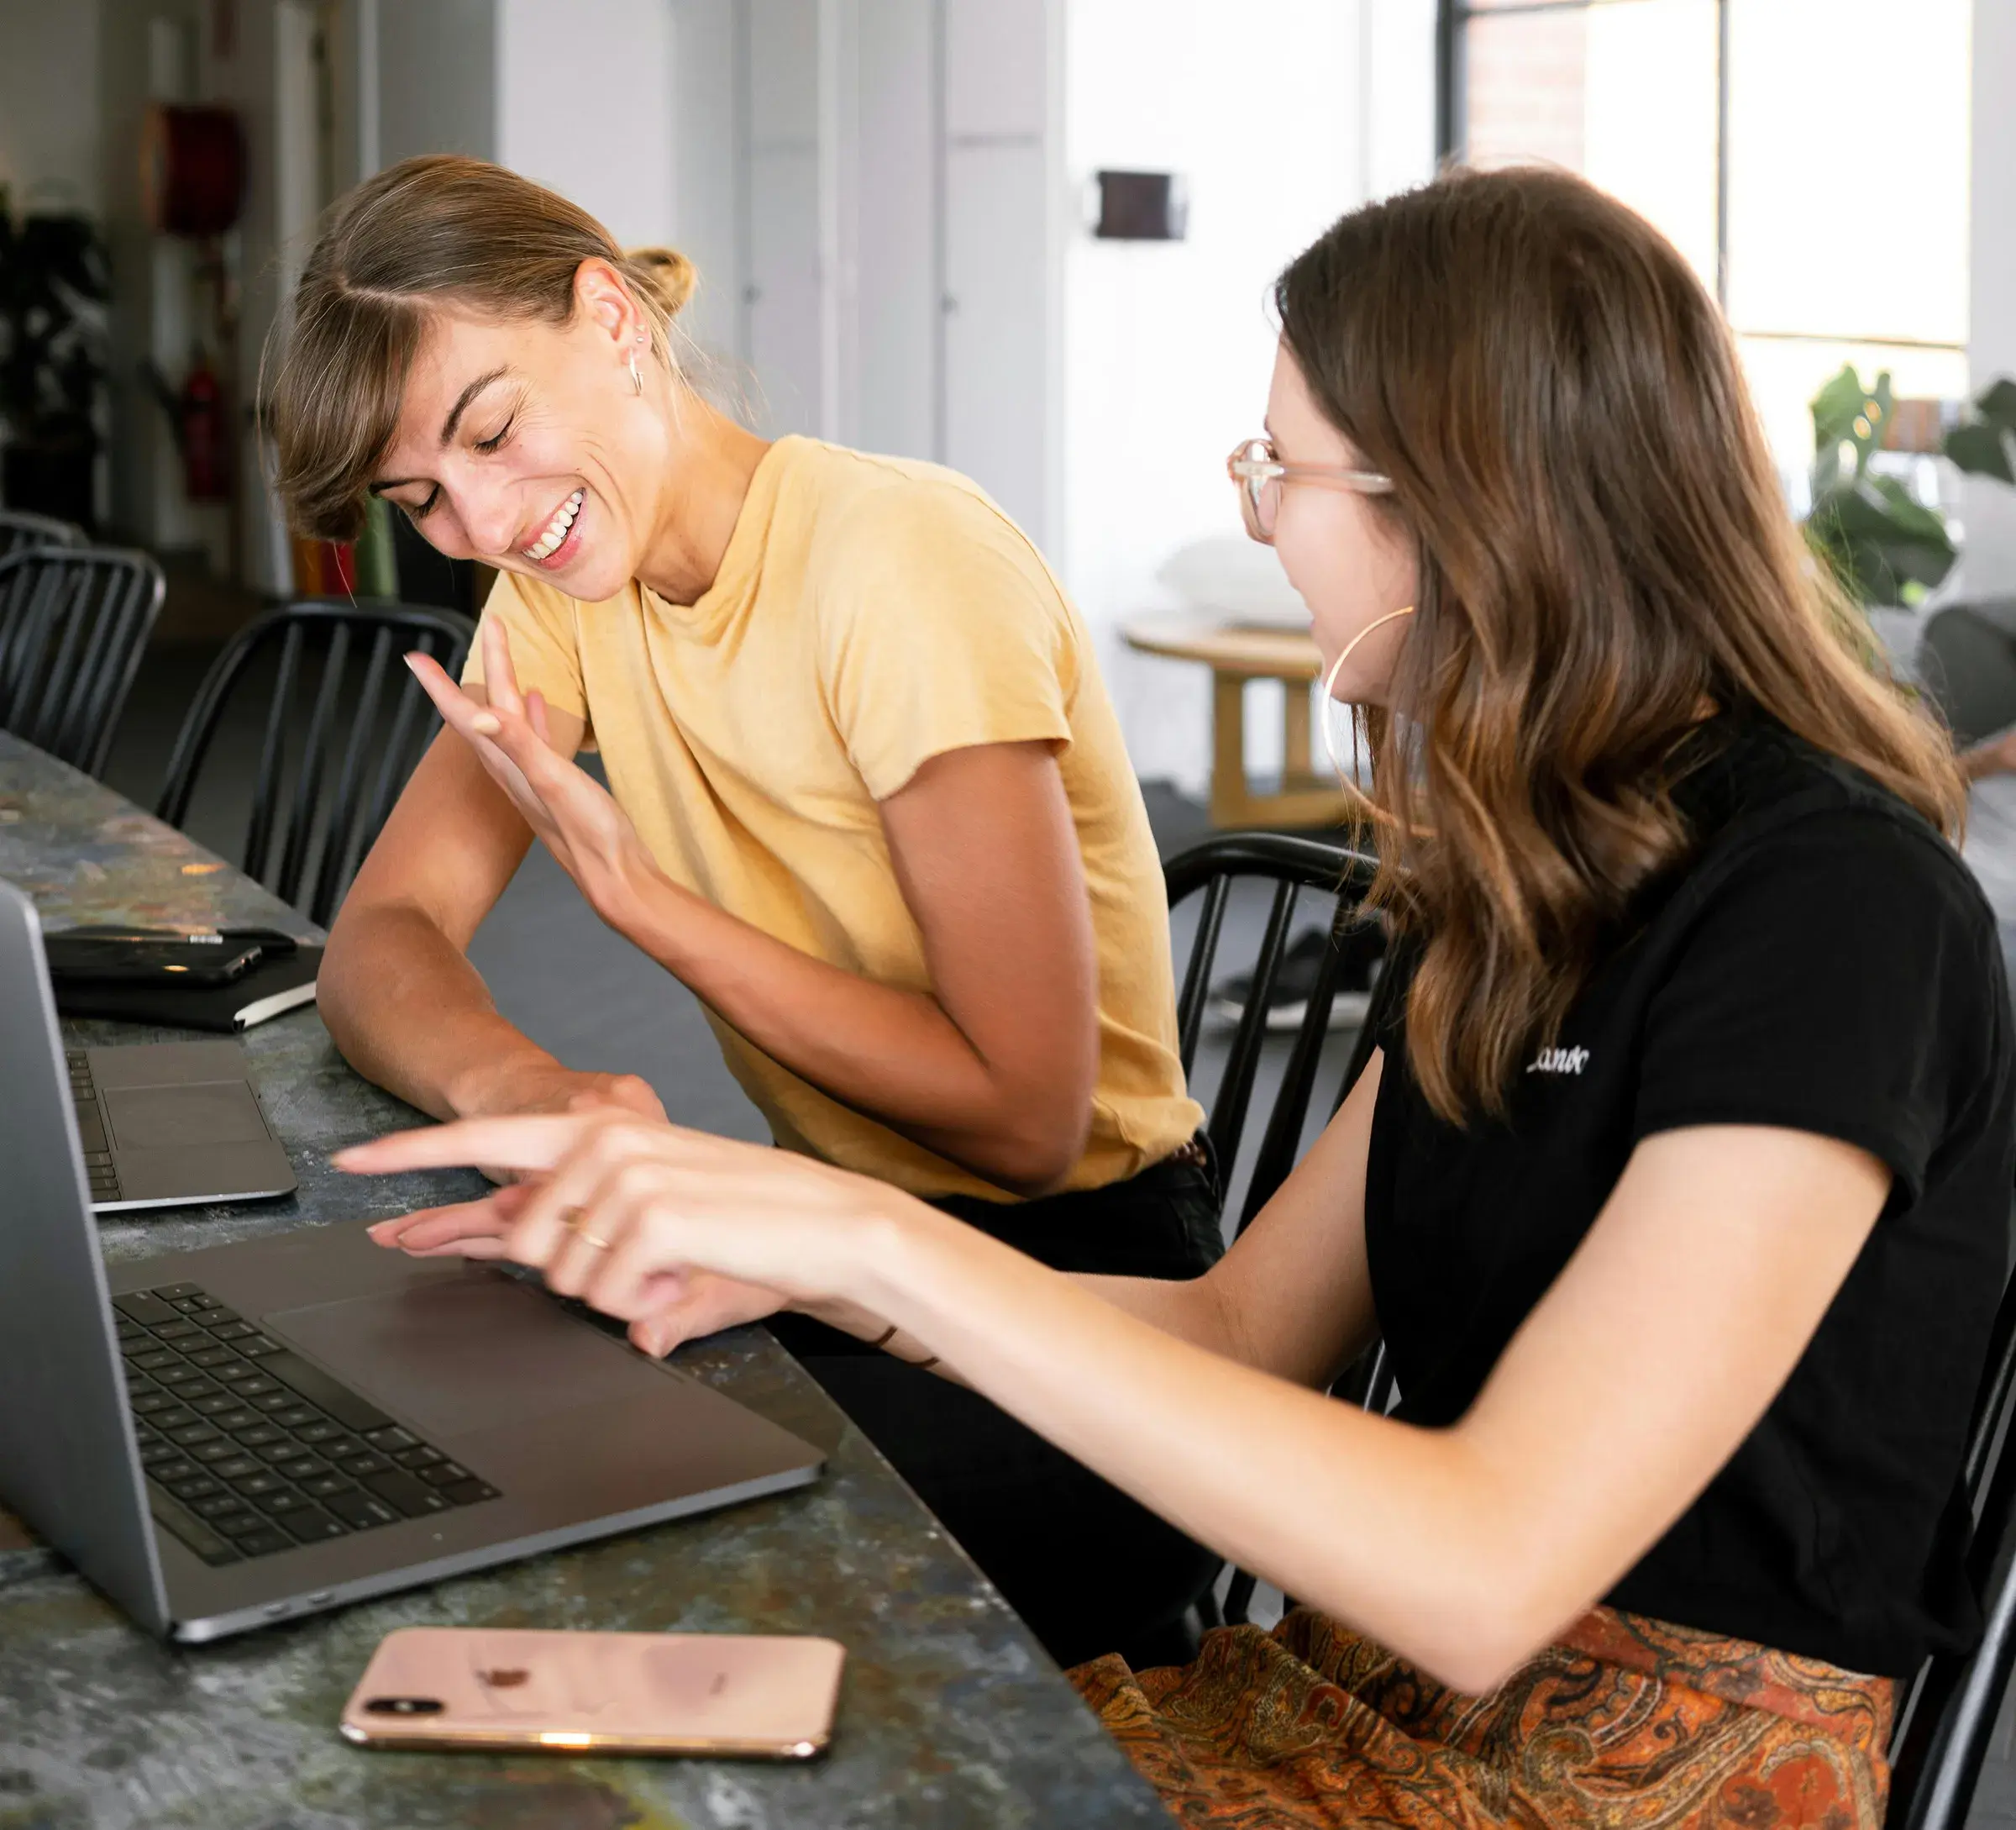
[1314,604,1427,834]
[628,353,643,396]
[1320,606,1415,784]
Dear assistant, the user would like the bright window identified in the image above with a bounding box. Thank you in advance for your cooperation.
[1450,0,1971,476]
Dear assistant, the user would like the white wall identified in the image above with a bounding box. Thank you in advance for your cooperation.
[496,0,677,248]
[939,0,1058,545]
[719,0,1058,543]
[376,0,497,168]
[740,0,823,434]
[1061,0,1436,794]
[666,0,744,364]
[849,0,937,460]
[0,0,103,217]
[1966,0,2016,597]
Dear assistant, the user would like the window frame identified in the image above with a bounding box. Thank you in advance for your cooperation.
[1435,0,1731,306]
[1432,0,1969,365]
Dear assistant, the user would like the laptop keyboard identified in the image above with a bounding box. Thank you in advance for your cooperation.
[66,1050,120,1205]
[115,1281,500,1566]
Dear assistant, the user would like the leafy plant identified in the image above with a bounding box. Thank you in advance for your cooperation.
[0,187,111,456]
[1803,365,2016,607]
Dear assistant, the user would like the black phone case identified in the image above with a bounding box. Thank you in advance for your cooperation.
[45,938,265,988]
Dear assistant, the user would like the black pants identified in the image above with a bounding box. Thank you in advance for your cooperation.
[768,1148,1227,1670]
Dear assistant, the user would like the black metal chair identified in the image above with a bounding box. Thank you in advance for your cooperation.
[155,601,475,928]
[0,507,85,560]
[1166,833,1383,1631]
[0,547,165,776]
[1167,832,1381,1233]
[1887,1254,2016,1830]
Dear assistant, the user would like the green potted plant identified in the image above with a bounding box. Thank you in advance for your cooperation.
[1803,365,2016,608]
[0,185,110,530]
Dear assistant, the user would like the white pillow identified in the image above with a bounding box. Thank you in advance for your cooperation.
[1154,537,1310,628]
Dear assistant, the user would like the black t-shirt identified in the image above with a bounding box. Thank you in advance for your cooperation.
[1363,713,2014,1676]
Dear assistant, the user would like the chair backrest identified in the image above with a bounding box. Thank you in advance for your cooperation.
[155,600,475,928]
[1886,1256,2016,1830]
[0,548,165,776]
[0,507,85,561]
[1170,832,1379,1637]
[1166,831,1380,1232]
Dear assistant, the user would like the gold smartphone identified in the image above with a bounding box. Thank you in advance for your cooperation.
[339,1627,846,1759]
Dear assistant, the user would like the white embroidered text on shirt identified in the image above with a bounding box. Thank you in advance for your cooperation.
[1527,1045,1590,1075]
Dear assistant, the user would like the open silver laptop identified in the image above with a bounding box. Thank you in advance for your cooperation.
[0,881,824,1642]
[69,1038,297,1211]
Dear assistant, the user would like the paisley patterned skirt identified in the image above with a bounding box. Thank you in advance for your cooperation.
[1068,1606,1894,1830]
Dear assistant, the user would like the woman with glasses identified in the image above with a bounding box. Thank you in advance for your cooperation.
[265,155,1223,1666]
[344,165,2009,1830]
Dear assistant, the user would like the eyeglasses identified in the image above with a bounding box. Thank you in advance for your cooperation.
[1226,438,1393,544]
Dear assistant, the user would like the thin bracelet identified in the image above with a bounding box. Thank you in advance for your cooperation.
[870,1322,940,1372]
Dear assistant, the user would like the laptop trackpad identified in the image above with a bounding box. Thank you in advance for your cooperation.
[102,1081,270,1148]
[264,1275,666,1438]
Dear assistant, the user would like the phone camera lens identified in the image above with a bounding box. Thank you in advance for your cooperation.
[365,1696,444,1715]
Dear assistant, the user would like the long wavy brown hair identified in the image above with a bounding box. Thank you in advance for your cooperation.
[1275,166,1965,1124]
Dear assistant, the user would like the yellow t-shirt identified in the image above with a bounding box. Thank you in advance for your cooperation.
[465,435,1202,1202]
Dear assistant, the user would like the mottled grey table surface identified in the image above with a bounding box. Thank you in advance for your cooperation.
[0,732,1168,1830]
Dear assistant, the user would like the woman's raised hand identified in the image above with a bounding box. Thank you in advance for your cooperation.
[403,621,669,931]
[337,1112,919,1356]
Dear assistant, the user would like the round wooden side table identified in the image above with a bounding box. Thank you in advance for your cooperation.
[1123,615,1351,829]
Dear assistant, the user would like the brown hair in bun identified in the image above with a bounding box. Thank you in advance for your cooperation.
[626,246,696,322]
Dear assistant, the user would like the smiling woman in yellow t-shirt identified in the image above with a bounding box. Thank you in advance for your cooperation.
[266,155,1212,1663]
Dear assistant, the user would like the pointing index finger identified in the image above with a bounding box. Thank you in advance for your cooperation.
[333,1113,592,1177]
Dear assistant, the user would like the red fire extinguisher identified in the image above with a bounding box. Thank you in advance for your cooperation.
[178,350,229,502]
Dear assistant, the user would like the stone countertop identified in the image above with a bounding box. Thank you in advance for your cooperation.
[0,734,1169,1829]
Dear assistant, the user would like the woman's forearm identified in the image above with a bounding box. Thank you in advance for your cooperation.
[855,1207,1532,1691]
[615,876,1084,1191]
[795,1266,1240,1394]
[320,901,559,1121]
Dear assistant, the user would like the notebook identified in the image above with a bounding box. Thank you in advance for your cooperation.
[50,928,321,1032]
